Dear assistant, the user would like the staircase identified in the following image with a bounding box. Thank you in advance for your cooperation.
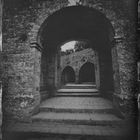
[55,83,99,97]
[5,84,135,140]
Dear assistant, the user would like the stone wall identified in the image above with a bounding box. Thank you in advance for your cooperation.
[61,48,95,72]
[61,48,98,83]
[2,0,137,121]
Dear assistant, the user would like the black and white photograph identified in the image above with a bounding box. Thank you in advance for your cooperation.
[1,0,140,140]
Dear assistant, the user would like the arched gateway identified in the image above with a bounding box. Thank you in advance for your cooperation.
[38,6,115,99]
[2,1,137,131]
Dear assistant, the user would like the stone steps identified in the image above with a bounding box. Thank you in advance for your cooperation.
[39,97,114,113]
[62,83,96,89]
[34,97,123,127]
[5,122,134,140]
[39,106,114,114]
[54,92,100,97]
[4,96,134,140]
[31,112,123,126]
[57,84,98,97]
[57,88,98,93]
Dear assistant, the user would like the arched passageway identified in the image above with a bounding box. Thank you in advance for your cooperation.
[61,66,75,84]
[38,6,115,99]
[79,62,95,83]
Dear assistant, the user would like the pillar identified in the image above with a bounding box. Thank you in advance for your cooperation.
[45,49,56,96]
[75,69,79,84]
[2,47,41,122]
[113,36,138,119]
[112,37,121,95]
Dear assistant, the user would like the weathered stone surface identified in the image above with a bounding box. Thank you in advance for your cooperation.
[2,0,138,122]
[61,48,95,72]
[60,48,99,85]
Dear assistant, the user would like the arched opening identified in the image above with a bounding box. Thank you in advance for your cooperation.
[79,62,95,84]
[61,66,75,84]
[60,40,77,86]
[38,6,115,99]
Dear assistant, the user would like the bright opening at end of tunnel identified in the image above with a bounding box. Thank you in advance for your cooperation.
[61,41,76,52]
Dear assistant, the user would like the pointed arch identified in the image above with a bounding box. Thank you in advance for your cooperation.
[79,62,95,83]
[61,66,75,84]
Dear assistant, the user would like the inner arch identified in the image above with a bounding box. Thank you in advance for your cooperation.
[38,5,115,99]
[37,6,114,51]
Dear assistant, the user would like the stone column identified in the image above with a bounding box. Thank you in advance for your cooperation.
[113,36,138,118]
[112,37,121,95]
[2,48,41,122]
[46,49,56,96]
[75,69,79,84]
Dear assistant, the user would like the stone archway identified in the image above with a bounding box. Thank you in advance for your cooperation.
[2,0,137,124]
[38,6,115,99]
[61,66,75,84]
[79,62,95,84]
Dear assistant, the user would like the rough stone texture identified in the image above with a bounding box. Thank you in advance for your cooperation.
[61,48,95,74]
[60,48,100,86]
[2,0,137,122]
